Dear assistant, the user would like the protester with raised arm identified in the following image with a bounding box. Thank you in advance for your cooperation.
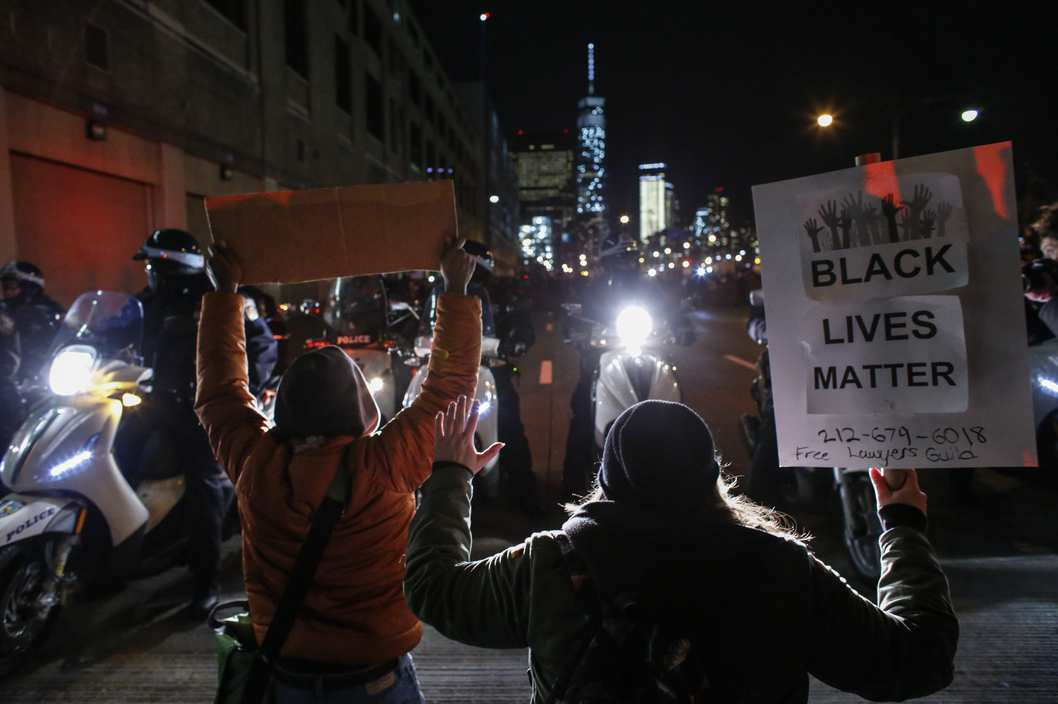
[407,399,957,703]
[196,238,481,702]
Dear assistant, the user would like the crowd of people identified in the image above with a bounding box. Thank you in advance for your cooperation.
[186,239,957,703]
[7,200,1056,700]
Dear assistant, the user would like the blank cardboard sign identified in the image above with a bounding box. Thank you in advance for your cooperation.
[204,180,457,284]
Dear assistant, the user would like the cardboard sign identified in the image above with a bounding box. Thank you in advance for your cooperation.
[204,180,457,284]
[752,143,1037,468]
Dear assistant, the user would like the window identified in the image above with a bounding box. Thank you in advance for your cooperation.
[363,2,382,55]
[365,73,384,141]
[204,0,247,30]
[285,0,309,77]
[408,70,422,107]
[335,35,351,113]
[84,24,109,70]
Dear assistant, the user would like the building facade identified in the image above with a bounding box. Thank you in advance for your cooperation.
[0,0,484,305]
[510,128,575,272]
[574,42,607,255]
[639,162,676,241]
[453,81,519,271]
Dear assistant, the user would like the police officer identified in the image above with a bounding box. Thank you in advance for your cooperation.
[133,229,276,619]
[0,261,64,385]
[0,309,22,450]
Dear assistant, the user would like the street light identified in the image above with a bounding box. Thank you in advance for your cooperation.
[619,214,630,225]
[489,194,499,204]
[961,108,980,123]
[479,12,491,22]
[817,113,834,128]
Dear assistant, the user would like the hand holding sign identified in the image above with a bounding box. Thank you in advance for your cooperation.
[440,239,475,295]
[869,468,925,514]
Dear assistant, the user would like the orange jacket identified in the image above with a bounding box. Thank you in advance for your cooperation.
[195,291,481,666]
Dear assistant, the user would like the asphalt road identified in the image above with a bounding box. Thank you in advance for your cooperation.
[2,304,1056,702]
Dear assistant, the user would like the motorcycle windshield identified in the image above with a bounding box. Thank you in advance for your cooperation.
[421,284,496,337]
[326,276,387,338]
[51,291,144,360]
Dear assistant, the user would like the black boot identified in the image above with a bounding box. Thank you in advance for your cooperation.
[185,584,219,622]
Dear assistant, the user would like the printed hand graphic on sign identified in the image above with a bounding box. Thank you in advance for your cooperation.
[842,192,874,248]
[818,200,843,250]
[804,218,825,254]
[880,194,904,243]
[935,201,953,238]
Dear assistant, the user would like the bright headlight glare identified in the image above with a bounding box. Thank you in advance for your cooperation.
[1038,376,1058,396]
[477,400,492,415]
[49,450,93,478]
[49,346,97,396]
[368,376,385,394]
[616,307,653,349]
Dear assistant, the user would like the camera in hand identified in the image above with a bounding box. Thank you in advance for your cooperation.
[1023,258,1058,294]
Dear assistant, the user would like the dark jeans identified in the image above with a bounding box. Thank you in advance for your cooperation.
[271,654,424,704]
[150,397,229,597]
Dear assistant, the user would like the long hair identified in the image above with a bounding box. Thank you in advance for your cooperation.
[566,460,811,544]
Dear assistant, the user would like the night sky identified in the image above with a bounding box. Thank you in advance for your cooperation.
[411,2,1056,228]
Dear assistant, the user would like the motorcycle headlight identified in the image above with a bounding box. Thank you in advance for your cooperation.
[1038,375,1058,397]
[48,345,98,396]
[616,307,653,350]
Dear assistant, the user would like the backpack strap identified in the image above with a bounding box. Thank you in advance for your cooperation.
[546,532,604,704]
[239,449,353,704]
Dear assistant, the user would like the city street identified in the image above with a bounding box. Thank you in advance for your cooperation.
[2,302,1055,702]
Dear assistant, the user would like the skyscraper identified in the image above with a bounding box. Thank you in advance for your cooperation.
[638,162,676,241]
[510,129,576,271]
[576,42,607,249]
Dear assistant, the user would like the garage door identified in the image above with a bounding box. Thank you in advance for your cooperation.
[10,153,153,307]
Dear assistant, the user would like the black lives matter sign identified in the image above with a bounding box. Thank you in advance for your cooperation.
[753,144,1036,468]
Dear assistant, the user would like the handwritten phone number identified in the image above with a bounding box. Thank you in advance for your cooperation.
[816,426,988,447]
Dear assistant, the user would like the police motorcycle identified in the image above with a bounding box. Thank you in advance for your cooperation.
[403,279,502,497]
[740,288,882,581]
[563,297,683,455]
[0,291,201,675]
[280,277,418,423]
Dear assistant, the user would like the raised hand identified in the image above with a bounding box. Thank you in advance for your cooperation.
[842,192,871,248]
[205,241,242,294]
[880,194,904,243]
[898,210,915,241]
[861,203,882,244]
[434,395,504,474]
[920,209,936,238]
[818,200,842,249]
[837,206,853,249]
[440,238,476,295]
[935,200,953,238]
[803,217,825,253]
[905,184,934,214]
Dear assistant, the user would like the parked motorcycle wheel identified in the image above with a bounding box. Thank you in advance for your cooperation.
[837,473,882,581]
[0,546,60,677]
